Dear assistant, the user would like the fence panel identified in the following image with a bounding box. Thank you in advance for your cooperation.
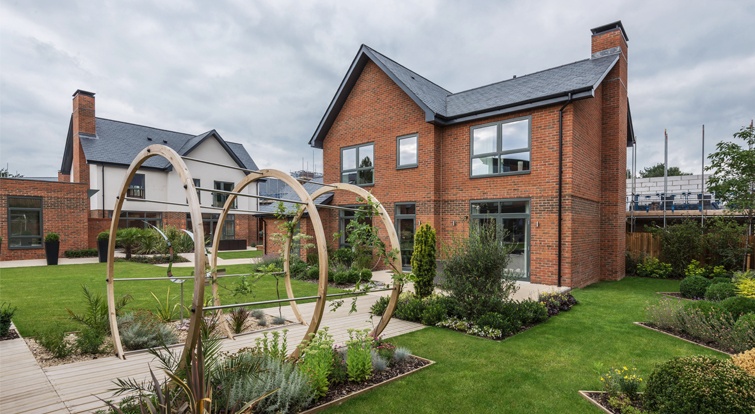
[626,233,755,270]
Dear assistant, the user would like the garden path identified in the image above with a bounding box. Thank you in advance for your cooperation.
[1,293,423,413]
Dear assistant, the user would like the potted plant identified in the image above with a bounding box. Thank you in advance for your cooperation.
[44,232,60,265]
[97,231,109,263]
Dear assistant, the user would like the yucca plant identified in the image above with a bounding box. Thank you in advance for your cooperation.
[151,288,181,323]
[67,285,132,333]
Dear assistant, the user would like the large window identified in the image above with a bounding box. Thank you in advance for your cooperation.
[8,197,43,248]
[213,181,237,209]
[470,199,530,280]
[397,134,418,169]
[115,211,162,229]
[339,205,371,247]
[341,144,374,185]
[471,117,531,177]
[127,174,146,199]
[187,213,235,240]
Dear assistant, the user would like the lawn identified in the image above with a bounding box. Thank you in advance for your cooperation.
[0,262,343,337]
[216,250,264,260]
[324,277,727,413]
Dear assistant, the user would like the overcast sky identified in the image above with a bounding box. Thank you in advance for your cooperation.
[1,0,753,178]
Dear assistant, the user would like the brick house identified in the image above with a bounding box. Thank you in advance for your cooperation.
[1,90,261,261]
[306,22,634,288]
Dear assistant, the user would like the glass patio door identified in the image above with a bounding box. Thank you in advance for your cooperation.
[395,203,416,270]
[470,199,530,280]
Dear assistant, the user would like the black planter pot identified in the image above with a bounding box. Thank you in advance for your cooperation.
[45,241,60,265]
[97,239,109,263]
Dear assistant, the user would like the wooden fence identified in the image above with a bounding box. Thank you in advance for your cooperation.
[626,233,755,269]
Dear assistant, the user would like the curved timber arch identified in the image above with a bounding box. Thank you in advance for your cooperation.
[209,169,330,350]
[107,145,207,362]
[300,183,403,339]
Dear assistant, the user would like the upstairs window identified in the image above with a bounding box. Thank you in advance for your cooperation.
[213,181,237,209]
[471,117,531,177]
[8,197,43,248]
[341,143,374,185]
[127,174,146,199]
[397,134,418,169]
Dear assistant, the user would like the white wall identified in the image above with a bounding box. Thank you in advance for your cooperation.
[626,174,711,199]
[89,137,258,214]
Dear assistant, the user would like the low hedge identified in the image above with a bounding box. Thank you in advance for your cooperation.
[64,249,98,258]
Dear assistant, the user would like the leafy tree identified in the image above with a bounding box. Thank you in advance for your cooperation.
[639,163,691,178]
[116,227,144,260]
[411,224,436,298]
[707,122,755,238]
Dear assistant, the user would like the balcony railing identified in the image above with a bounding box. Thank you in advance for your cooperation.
[626,192,722,212]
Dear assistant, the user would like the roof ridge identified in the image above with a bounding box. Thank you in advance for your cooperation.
[364,45,453,95]
[448,55,602,97]
[96,117,195,137]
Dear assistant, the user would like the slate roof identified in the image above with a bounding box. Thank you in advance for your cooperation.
[309,45,622,148]
[61,118,258,173]
[256,176,333,216]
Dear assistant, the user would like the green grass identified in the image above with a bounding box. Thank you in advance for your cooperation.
[0,262,342,337]
[324,277,727,413]
[216,250,264,260]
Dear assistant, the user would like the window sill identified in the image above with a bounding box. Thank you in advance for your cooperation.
[8,246,43,250]
[470,170,531,179]
[396,165,418,170]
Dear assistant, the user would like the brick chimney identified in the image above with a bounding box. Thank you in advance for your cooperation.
[591,22,630,282]
[72,89,95,184]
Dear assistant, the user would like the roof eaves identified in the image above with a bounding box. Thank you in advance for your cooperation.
[180,130,248,171]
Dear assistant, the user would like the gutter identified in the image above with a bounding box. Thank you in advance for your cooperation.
[557,93,573,287]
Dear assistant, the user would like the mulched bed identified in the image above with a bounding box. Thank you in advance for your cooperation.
[0,328,20,341]
[581,391,645,413]
[635,322,735,355]
[303,355,431,412]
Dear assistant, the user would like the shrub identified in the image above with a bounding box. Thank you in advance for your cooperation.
[44,232,60,243]
[653,220,703,277]
[118,312,177,351]
[624,252,640,276]
[703,217,748,271]
[333,270,350,285]
[735,271,755,299]
[0,302,17,337]
[76,327,105,354]
[646,299,685,330]
[331,247,354,268]
[680,275,711,299]
[370,296,390,317]
[67,285,132,334]
[64,248,98,258]
[732,348,755,376]
[250,309,265,319]
[394,294,425,322]
[272,316,287,325]
[393,347,412,363]
[517,300,549,325]
[684,300,724,315]
[299,327,336,399]
[411,223,437,298]
[441,225,517,319]
[644,355,755,414]
[475,312,519,336]
[600,365,643,400]
[721,296,755,320]
[305,266,320,280]
[36,328,73,358]
[252,330,289,361]
[229,307,249,334]
[733,314,755,352]
[420,297,449,326]
[216,353,313,413]
[289,258,308,280]
[684,259,707,278]
[637,256,673,279]
[97,231,109,241]
[346,329,373,382]
[705,282,738,301]
[539,292,578,316]
[358,268,372,282]
[371,349,389,372]
[711,276,734,285]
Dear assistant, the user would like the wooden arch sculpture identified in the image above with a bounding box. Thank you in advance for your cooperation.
[208,169,330,349]
[300,183,404,338]
[106,145,207,361]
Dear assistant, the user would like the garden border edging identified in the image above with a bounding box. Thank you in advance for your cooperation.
[632,322,733,355]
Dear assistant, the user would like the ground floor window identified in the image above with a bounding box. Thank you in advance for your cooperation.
[395,203,416,269]
[8,196,43,248]
[470,199,530,280]
[113,211,162,229]
[186,213,235,240]
[339,205,372,247]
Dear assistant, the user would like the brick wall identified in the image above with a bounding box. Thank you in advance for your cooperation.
[0,178,90,260]
[72,90,95,185]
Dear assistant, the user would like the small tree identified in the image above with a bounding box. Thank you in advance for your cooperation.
[707,122,755,240]
[411,224,436,298]
[116,227,143,260]
[639,163,691,178]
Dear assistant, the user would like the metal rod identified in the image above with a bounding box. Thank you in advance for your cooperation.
[201,287,395,311]
[702,124,705,228]
[196,186,309,206]
[113,276,194,281]
[181,156,264,175]
[124,197,192,208]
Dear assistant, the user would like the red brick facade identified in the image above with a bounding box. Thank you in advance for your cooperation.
[313,26,629,287]
[0,178,90,260]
